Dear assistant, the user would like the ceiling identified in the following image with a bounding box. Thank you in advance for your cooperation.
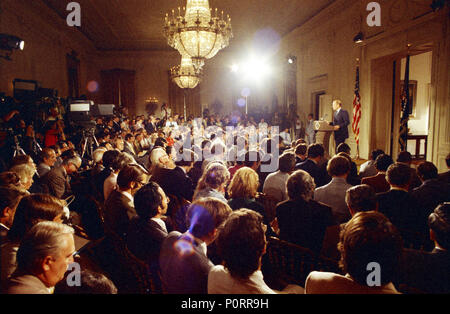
[42,0,335,52]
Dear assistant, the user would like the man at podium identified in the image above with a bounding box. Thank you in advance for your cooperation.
[331,99,350,150]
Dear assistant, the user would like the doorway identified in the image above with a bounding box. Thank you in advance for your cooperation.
[370,47,433,159]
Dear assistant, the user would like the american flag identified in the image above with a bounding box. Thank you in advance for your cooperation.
[352,66,361,145]
[399,55,410,151]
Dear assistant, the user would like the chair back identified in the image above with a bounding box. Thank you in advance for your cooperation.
[107,230,161,294]
[264,236,317,287]
[263,236,341,287]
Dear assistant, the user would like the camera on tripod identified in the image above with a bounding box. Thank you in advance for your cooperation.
[68,100,99,160]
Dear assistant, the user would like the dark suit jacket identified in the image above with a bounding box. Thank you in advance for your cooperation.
[151,166,194,202]
[92,167,112,201]
[361,172,390,194]
[41,166,71,199]
[145,121,157,134]
[295,159,331,188]
[439,171,450,184]
[377,189,425,236]
[276,198,334,254]
[396,248,450,294]
[332,109,350,142]
[159,231,214,294]
[127,217,168,269]
[411,179,450,219]
[104,190,137,239]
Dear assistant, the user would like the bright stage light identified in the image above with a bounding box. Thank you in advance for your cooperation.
[241,58,271,82]
[231,64,239,72]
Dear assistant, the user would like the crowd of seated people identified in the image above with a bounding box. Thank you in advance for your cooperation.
[0,103,449,295]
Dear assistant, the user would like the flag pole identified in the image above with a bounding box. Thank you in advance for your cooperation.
[356,58,360,160]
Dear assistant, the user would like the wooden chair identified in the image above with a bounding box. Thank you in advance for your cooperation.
[263,236,341,289]
[106,230,161,294]
[263,236,317,287]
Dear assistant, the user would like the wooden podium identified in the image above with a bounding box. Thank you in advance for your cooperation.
[314,120,335,158]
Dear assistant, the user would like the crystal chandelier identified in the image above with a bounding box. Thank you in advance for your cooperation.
[164,0,233,71]
[170,55,202,89]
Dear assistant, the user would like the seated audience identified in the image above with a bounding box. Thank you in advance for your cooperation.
[276,170,334,254]
[438,153,450,183]
[361,154,393,193]
[396,151,421,190]
[193,162,230,203]
[36,148,57,178]
[412,161,450,220]
[228,167,267,224]
[0,171,22,190]
[90,147,108,177]
[209,209,303,294]
[294,143,308,165]
[93,150,121,201]
[314,155,353,224]
[55,269,118,294]
[306,211,402,294]
[263,152,296,205]
[103,152,132,201]
[104,164,145,239]
[5,221,75,294]
[336,143,360,185]
[377,163,425,246]
[0,187,27,243]
[41,151,82,199]
[151,149,196,202]
[1,194,65,283]
[295,144,330,187]
[397,203,450,294]
[9,163,35,193]
[159,197,232,294]
[321,184,378,260]
[127,182,170,271]
[359,149,384,179]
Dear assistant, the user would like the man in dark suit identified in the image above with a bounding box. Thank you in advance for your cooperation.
[41,153,81,199]
[91,150,120,201]
[145,115,157,134]
[438,153,450,184]
[151,149,196,202]
[412,161,450,221]
[331,99,350,150]
[159,198,232,294]
[361,154,393,193]
[0,187,26,244]
[127,182,170,292]
[377,163,425,247]
[396,203,450,294]
[104,165,145,239]
[295,143,331,187]
[276,170,334,254]
[396,151,422,191]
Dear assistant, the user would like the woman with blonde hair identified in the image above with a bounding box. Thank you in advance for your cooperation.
[227,167,266,223]
[193,162,230,203]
